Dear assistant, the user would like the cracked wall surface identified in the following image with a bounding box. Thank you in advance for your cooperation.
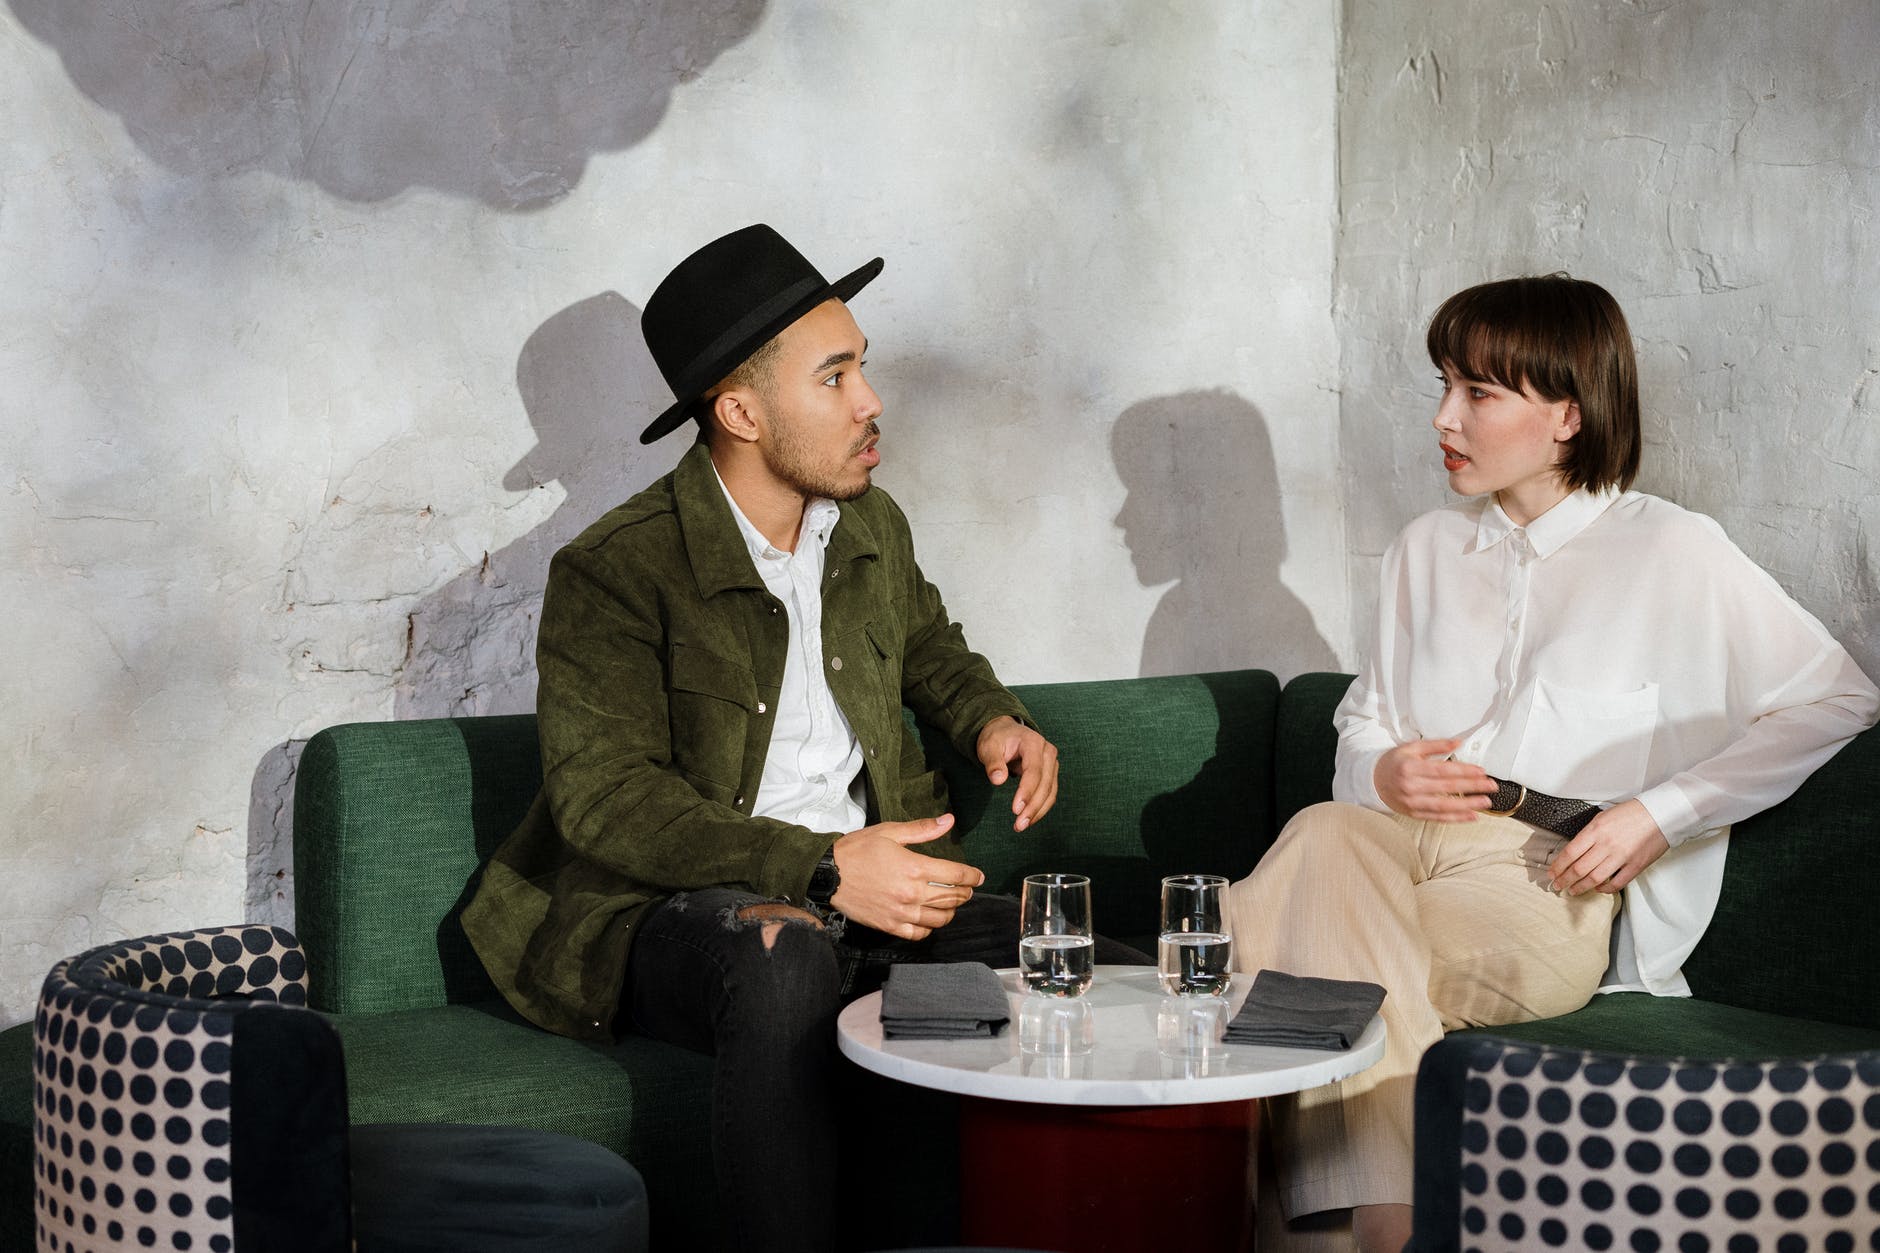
[0,3,1342,1027]
[1336,0,1880,680]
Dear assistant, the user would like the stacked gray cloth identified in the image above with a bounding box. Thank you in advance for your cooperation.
[1224,968,1386,1050]
[879,962,1011,1039]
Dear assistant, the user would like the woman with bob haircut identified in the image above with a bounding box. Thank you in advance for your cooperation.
[1228,274,1878,1251]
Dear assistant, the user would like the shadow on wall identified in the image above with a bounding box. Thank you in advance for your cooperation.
[1111,389,1336,682]
[8,0,764,209]
[248,292,680,923]
[395,291,677,718]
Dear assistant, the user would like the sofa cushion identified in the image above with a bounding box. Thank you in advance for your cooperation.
[1460,991,1880,1057]
[1680,721,1880,1030]
[329,1002,716,1249]
[296,716,541,1015]
[919,670,1280,946]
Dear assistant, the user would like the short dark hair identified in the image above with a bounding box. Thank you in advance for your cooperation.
[694,334,783,440]
[1426,274,1641,494]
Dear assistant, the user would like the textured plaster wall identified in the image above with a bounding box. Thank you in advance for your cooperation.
[0,3,1341,1027]
[1336,0,1880,678]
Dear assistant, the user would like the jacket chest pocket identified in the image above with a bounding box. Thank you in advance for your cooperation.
[823,622,899,756]
[668,643,757,788]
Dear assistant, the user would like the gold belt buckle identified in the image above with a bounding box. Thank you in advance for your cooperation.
[1482,782,1527,818]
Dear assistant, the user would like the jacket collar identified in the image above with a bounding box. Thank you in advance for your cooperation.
[673,441,881,598]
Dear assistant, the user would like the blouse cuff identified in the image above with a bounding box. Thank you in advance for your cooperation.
[1333,746,1391,813]
[1636,780,1704,847]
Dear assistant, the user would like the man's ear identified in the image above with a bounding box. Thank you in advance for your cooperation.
[710,389,761,445]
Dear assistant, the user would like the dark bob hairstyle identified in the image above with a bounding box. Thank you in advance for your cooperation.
[1426,274,1641,494]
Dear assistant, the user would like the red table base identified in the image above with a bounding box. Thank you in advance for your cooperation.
[958,1095,1258,1253]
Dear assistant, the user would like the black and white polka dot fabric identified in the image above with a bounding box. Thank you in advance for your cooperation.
[1409,1034,1880,1253]
[32,925,308,1252]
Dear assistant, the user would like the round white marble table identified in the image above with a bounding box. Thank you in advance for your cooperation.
[837,966,1386,1252]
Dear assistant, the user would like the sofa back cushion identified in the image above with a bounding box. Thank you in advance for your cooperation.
[294,670,1281,1011]
[921,670,1281,947]
[295,716,539,1013]
[1272,671,1880,1031]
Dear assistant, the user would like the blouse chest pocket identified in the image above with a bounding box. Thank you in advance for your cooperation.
[668,643,757,787]
[1511,677,1660,803]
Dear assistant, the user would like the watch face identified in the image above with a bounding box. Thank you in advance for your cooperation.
[809,856,840,903]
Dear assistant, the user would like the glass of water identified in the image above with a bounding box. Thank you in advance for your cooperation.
[1019,872,1094,997]
[1158,874,1232,996]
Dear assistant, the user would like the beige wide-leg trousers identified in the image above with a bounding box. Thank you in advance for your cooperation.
[1228,801,1619,1220]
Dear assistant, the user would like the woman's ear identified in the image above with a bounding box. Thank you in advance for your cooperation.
[1555,399,1583,442]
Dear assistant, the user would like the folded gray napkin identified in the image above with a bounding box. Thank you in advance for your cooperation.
[879,962,1011,1039]
[1224,969,1386,1050]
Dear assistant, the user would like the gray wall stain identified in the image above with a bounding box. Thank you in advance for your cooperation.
[9,0,765,209]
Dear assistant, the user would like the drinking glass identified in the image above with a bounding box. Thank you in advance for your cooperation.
[1158,874,1233,996]
[1019,873,1094,997]
[1019,997,1095,1080]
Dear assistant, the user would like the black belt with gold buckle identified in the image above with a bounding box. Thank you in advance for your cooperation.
[1482,777,1601,838]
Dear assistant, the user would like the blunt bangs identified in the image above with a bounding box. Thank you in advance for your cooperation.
[1426,274,1642,494]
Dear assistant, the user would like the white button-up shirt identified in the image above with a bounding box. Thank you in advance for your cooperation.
[714,468,867,835]
[1334,488,1879,995]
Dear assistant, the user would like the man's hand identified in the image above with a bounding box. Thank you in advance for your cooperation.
[829,814,984,940]
[976,716,1060,832]
[1374,738,1496,822]
[1548,799,1669,896]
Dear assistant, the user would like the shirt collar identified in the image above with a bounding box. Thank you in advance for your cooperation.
[1471,488,1621,558]
[711,461,839,562]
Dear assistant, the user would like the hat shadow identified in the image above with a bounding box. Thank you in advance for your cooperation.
[8,0,765,210]
[245,292,679,923]
[1111,389,1337,681]
[394,291,678,717]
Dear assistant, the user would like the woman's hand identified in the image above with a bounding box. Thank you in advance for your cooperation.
[1374,738,1496,821]
[1548,799,1669,895]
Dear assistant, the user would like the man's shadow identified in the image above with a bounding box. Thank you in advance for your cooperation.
[8,0,764,210]
[248,292,679,921]
[394,292,677,718]
[1111,388,1338,681]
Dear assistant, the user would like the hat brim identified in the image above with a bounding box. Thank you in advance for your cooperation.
[638,256,884,445]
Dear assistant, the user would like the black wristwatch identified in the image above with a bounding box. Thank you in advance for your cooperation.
[807,851,841,906]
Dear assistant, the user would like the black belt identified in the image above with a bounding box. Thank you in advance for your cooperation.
[1482,777,1600,838]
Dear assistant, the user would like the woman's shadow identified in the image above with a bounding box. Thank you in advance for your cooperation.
[248,292,678,919]
[1111,388,1338,681]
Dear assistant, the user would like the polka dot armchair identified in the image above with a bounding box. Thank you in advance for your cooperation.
[1407,1033,1880,1253]
[32,925,648,1252]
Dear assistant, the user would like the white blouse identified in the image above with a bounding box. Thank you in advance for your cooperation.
[1333,488,1879,995]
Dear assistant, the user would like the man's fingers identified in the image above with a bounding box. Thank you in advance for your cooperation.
[886,813,956,845]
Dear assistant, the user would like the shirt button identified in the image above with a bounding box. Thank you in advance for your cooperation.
[757,701,767,714]
[831,656,843,671]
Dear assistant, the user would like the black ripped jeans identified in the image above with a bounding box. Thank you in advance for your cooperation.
[624,886,1150,1252]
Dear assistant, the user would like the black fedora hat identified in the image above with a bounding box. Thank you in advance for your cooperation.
[638,224,883,444]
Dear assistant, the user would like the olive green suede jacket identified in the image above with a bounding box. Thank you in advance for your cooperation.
[461,442,1031,1040]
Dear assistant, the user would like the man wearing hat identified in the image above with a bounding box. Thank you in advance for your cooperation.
[463,224,1144,1248]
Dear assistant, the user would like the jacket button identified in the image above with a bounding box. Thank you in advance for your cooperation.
[831,656,843,671]
[830,569,839,579]
[770,605,779,615]
[869,747,877,758]
[757,702,767,714]
[735,795,745,807]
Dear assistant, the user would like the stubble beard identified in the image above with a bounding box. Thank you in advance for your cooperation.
[765,413,879,503]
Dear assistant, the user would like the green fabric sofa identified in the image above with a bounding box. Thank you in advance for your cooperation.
[3,669,1875,1249]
